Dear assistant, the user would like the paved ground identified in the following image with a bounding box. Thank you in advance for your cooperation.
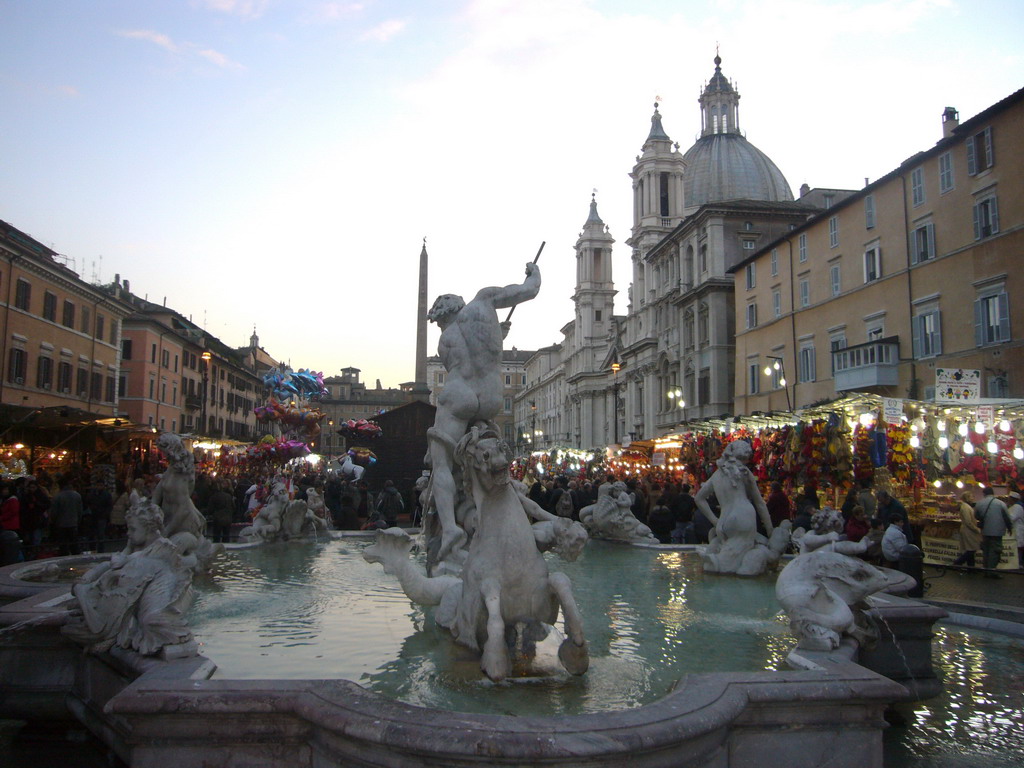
[918,563,1024,632]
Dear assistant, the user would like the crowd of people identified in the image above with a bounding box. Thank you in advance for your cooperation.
[0,463,419,564]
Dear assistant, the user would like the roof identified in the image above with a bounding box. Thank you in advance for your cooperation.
[681,133,794,208]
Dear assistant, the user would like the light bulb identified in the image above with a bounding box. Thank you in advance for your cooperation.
[937,420,946,431]
[859,413,874,427]
[1000,419,1011,432]
[958,423,969,436]
[909,436,920,448]
[933,480,942,488]
[938,436,949,449]
[963,441,975,455]
[1015,447,1024,460]
[779,378,787,386]
[987,441,998,454]
[763,366,772,376]
[956,480,964,488]
[975,421,986,434]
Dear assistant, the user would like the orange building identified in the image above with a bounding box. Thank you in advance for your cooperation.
[732,87,1024,414]
[0,220,131,416]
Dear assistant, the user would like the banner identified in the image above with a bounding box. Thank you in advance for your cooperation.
[882,398,903,424]
[922,534,1019,569]
[935,368,980,403]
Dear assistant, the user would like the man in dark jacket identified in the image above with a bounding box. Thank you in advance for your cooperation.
[375,480,405,528]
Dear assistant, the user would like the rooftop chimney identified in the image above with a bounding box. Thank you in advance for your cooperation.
[799,183,810,197]
[942,106,959,139]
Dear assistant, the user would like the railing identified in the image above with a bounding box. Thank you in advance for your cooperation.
[832,336,900,391]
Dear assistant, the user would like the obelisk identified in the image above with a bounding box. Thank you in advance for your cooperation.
[412,238,430,398]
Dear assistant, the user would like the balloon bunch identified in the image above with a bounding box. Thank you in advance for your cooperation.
[244,436,311,463]
[347,447,378,467]
[262,367,327,402]
[253,399,326,437]
[337,418,383,441]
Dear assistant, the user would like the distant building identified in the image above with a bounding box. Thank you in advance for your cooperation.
[515,55,826,449]
[319,367,411,457]
[731,88,1024,411]
[0,220,132,416]
[101,279,274,440]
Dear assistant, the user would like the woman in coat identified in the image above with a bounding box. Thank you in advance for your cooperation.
[951,491,982,568]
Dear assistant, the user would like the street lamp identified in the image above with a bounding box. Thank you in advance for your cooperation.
[667,387,685,409]
[201,351,212,435]
[762,356,792,411]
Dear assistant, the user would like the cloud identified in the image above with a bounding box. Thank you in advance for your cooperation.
[310,2,366,23]
[193,0,270,18]
[359,18,408,42]
[115,29,243,71]
[116,29,179,53]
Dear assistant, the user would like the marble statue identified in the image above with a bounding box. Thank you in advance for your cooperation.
[579,481,658,543]
[776,549,916,651]
[152,432,220,570]
[695,440,787,576]
[62,497,196,657]
[364,424,588,682]
[794,507,868,556]
[280,497,328,539]
[421,262,541,571]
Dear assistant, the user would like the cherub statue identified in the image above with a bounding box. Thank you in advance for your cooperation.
[62,497,195,656]
[579,481,656,543]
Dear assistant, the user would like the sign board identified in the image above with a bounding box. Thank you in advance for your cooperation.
[882,398,903,424]
[922,534,1019,569]
[651,452,665,467]
[934,368,980,403]
[976,405,995,426]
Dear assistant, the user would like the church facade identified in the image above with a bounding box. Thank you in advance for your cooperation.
[517,56,822,451]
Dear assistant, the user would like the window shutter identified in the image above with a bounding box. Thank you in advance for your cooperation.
[876,248,882,278]
[973,202,981,240]
[997,292,1010,342]
[966,135,977,175]
[983,126,994,168]
[974,298,984,346]
[909,231,918,266]
[991,196,1000,234]
[912,316,922,358]
[927,223,936,259]
[934,310,943,355]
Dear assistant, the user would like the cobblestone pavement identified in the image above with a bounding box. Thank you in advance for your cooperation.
[920,564,1024,613]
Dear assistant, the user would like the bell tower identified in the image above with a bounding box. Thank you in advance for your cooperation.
[573,193,616,356]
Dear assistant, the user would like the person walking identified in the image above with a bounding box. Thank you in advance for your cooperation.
[1007,491,1024,567]
[375,480,405,528]
[974,486,1011,578]
[49,477,84,556]
[951,491,982,569]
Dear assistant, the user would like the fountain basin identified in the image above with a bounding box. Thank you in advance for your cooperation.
[0,537,941,767]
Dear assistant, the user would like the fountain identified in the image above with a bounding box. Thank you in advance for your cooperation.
[0,266,957,767]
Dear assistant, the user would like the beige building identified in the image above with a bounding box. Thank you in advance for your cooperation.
[0,220,131,416]
[732,88,1024,413]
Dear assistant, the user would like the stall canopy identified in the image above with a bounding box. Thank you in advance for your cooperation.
[0,404,144,452]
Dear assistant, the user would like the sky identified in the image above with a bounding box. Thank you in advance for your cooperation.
[2,0,1023,389]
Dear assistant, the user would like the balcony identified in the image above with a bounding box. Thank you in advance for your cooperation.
[184,394,202,411]
[832,336,900,392]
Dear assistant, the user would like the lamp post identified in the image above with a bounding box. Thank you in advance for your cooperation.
[200,351,212,435]
[610,362,621,444]
[762,356,792,411]
[667,386,685,413]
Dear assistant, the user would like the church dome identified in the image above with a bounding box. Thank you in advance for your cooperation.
[680,54,794,207]
[681,133,794,207]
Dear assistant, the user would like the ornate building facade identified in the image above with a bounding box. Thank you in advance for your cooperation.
[516,56,820,450]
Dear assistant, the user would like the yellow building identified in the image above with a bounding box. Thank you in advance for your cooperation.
[732,87,1024,414]
[0,220,131,415]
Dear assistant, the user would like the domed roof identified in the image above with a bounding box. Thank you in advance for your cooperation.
[682,133,794,207]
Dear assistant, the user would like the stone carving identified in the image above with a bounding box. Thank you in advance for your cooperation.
[62,497,195,657]
[794,507,868,556]
[364,424,588,682]
[695,440,787,576]
[421,262,541,571]
[152,433,220,570]
[579,481,657,544]
[776,549,916,651]
[239,479,326,542]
